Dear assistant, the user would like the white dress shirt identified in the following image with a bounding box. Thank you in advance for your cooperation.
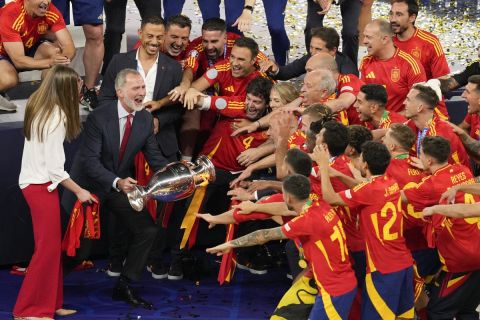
[136,49,158,103]
[19,106,70,191]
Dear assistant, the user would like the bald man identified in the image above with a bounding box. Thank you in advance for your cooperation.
[310,53,365,125]
[360,19,426,113]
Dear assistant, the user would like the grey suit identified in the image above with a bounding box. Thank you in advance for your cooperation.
[99,49,183,161]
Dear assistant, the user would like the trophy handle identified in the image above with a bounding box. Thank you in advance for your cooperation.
[127,185,146,212]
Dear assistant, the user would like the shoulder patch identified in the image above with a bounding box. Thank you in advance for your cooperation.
[215,98,227,110]
[189,49,199,58]
[206,68,218,80]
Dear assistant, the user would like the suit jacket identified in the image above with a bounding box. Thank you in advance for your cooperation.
[274,51,359,80]
[98,49,183,159]
[65,101,168,206]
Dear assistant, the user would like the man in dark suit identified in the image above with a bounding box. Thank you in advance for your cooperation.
[99,15,183,162]
[260,26,358,80]
[64,69,168,309]
[98,15,186,281]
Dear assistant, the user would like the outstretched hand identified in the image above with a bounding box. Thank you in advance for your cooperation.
[206,242,233,256]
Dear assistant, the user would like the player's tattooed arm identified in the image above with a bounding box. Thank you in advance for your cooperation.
[230,227,287,248]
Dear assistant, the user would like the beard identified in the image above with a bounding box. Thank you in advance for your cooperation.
[125,96,144,112]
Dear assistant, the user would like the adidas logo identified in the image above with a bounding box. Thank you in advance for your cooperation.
[225,85,235,92]
[366,72,375,79]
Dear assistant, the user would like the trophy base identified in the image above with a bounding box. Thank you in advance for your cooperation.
[127,186,145,212]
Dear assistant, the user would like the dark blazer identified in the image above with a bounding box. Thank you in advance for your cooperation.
[274,51,359,80]
[98,49,183,160]
[66,101,168,202]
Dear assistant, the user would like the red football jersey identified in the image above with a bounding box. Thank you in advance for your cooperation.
[365,110,407,130]
[185,32,268,79]
[393,28,450,80]
[337,74,365,125]
[403,164,480,272]
[406,115,471,171]
[311,155,365,253]
[0,0,66,56]
[287,129,308,152]
[200,103,268,171]
[360,48,427,113]
[339,175,413,274]
[282,201,357,296]
[386,155,428,251]
[202,59,267,97]
[464,113,480,140]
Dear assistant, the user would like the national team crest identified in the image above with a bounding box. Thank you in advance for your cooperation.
[37,22,48,34]
[391,67,400,82]
[411,48,421,59]
[189,50,199,58]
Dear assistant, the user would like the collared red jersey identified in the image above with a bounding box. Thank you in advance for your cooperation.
[360,48,426,113]
[386,156,428,251]
[0,0,66,56]
[406,115,471,171]
[393,28,450,80]
[185,32,268,79]
[364,110,407,130]
[337,73,365,125]
[464,113,480,140]
[339,175,413,274]
[282,201,357,296]
[202,59,268,97]
[403,164,480,272]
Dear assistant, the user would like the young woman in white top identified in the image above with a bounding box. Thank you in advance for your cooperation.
[14,65,97,320]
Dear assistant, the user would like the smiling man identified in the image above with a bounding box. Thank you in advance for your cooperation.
[360,19,427,114]
[184,37,268,109]
[390,0,449,80]
[162,14,191,62]
[0,0,76,112]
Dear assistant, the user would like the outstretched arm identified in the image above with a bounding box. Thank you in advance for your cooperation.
[423,203,480,219]
[206,227,287,256]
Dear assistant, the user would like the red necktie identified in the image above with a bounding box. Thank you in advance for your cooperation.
[119,114,133,163]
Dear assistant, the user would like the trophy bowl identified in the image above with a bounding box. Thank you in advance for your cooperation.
[127,155,216,212]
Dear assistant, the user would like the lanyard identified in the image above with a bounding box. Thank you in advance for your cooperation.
[207,43,227,68]
[416,127,429,157]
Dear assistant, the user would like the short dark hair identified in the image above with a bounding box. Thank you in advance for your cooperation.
[348,125,373,154]
[361,141,391,175]
[310,27,340,50]
[233,37,259,60]
[166,14,192,31]
[202,18,227,33]
[322,121,349,157]
[360,84,388,109]
[388,123,415,151]
[141,15,165,29]
[421,136,450,164]
[285,149,313,177]
[468,75,480,94]
[246,77,273,105]
[391,0,419,18]
[412,84,439,110]
[283,174,311,201]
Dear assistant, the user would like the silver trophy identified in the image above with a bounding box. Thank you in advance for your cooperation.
[127,155,216,212]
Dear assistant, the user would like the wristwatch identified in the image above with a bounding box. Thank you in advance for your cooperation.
[244,5,254,12]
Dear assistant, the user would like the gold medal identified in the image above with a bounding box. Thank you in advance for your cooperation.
[298,259,307,269]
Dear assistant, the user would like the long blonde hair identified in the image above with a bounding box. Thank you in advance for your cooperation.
[23,65,81,142]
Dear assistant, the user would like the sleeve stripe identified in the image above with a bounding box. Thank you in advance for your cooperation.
[46,11,59,19]
[416,31,444,57]
[398,51,422,75]
[12,12,25,31]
